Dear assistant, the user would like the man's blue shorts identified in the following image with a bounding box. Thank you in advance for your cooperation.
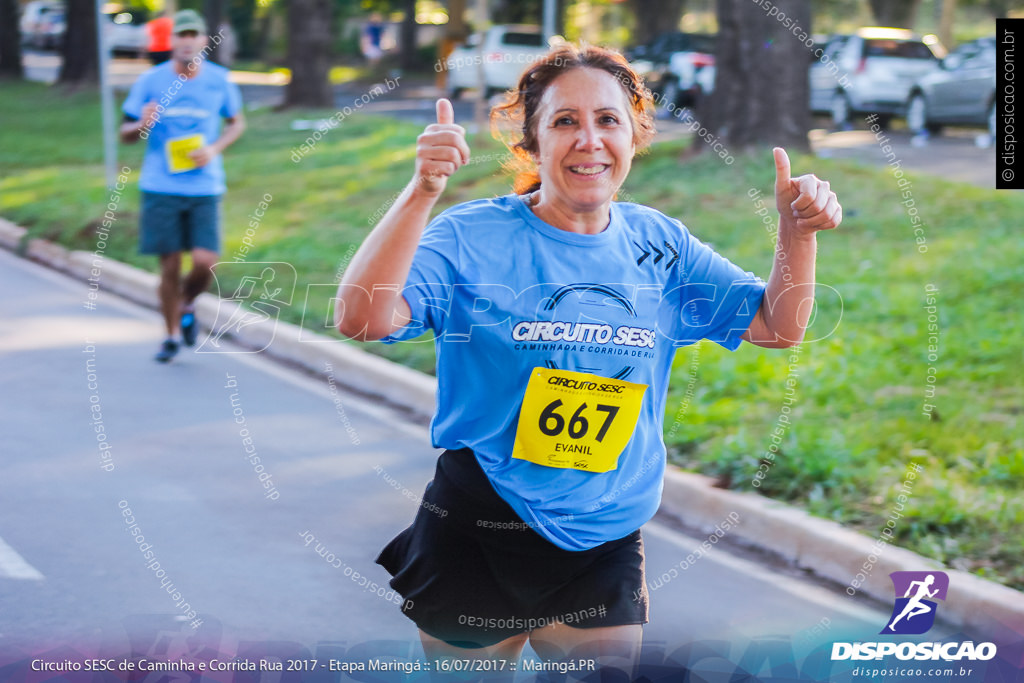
[139,191,221,255]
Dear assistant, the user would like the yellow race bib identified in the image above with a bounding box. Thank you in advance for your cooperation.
[165,134,206,174]
[512,368,647,473]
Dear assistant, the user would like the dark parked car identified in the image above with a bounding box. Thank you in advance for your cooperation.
[627,32,717,108]
[906,37,996,137]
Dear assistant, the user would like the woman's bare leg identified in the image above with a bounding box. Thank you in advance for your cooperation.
[420,629,528,682]
[529,623,642,681]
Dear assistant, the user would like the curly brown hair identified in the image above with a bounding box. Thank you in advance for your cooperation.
[490,43,657,195]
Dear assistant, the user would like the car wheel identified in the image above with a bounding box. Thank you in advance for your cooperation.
[446,86,465,100]
[906,94,927,133]
[660,78,680,110]
[988,102,996,140]
[484,86,502,99]
[831,91,852,129]
[906,94,941,136]
[692,84,705,107]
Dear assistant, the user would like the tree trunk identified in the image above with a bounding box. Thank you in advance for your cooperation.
[938,0,957,50]
[229,0,258,60]
[253,8,273,61]
[627,0,687,47]
[446,0,468,41]
[438,0,468,87]
[204,0,225,64]
[0,0,24,79]
[867,0,921,29]
[400,0,418,71]
[492,0,539,24]
[58,0,98,86]
[704,0,812,153]
[489,0,565,34]
[284,0,333,107]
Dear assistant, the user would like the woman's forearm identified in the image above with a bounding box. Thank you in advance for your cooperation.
[743,148,840,348]
[335,181,438,340]
[335,98,469,341]
[759,223,818,346]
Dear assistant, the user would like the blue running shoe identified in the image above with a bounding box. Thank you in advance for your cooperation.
[154,339,179,363]
[181,310,197,347]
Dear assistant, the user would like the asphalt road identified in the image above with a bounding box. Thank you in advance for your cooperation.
[2,248,980,682]
[811,125,998,188]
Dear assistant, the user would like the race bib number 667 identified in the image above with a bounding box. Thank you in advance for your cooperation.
[512,368,647,473]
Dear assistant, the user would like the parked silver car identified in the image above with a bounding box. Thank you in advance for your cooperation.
[905,37,996,137]
[810,27,944,128]
[103,7,148,57]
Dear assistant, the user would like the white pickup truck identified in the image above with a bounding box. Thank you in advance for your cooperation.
[445,25,557,99]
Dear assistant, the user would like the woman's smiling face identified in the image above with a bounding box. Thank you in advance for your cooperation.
[531,67,637,216]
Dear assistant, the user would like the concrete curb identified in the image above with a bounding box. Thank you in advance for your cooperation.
[659,469,1024,639]
[0,218,26,250]
[3,220,1022,641]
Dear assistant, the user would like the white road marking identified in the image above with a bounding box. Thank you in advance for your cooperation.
[0,536,44,580]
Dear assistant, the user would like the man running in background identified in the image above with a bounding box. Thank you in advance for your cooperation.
[120,9,245,363]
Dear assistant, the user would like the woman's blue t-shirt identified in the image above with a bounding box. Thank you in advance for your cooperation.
[384,194,765,550]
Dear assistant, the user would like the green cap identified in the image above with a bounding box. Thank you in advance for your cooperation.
[173,9,206,35]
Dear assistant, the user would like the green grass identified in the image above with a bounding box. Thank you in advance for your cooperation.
[2,80,1022,589]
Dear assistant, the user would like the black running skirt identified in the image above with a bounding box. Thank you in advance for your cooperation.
[376,448,648,648]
